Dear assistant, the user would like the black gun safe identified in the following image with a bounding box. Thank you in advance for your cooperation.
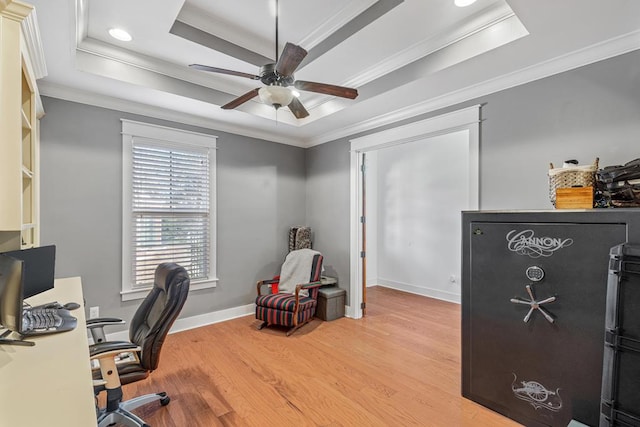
[461,210,640,427]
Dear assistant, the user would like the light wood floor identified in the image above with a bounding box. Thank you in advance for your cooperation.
[118,286,521,426]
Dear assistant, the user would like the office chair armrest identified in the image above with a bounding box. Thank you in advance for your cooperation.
[256,279,279,296]
[90,342,142,391]
[86,317,125,327]
[86,318,126,344]
[90,341,140,359]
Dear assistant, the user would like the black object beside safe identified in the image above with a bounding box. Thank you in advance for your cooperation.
[600,243,640,427]
[462,210,640,427]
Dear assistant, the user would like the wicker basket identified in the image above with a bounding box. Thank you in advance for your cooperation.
[548,158,599,206]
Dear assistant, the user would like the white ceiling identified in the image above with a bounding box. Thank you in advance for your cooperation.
[27,0,640,147]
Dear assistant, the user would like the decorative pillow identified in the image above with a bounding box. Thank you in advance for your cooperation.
[294,227,312,250]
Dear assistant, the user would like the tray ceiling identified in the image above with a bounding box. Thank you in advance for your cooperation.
[29,0,640,146]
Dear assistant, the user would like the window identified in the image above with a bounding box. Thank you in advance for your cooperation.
[122,120,217,301]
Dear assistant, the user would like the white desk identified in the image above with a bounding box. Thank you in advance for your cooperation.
[0,277,96,426]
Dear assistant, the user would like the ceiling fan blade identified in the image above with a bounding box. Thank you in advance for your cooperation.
[275,42,307,76]
[288,97,309,119]
[189,64,260,80]
[221,88,261,110]
[295,80,358,99]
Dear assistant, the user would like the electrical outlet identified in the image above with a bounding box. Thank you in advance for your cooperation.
[89,306,99,319]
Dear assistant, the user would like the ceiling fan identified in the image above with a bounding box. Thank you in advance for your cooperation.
[189,0,358,119]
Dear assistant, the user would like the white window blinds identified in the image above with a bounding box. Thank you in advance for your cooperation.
[130,140,211,288]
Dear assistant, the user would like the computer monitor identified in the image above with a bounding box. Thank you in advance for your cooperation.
[1,245,55,298]
[0,254,25,334]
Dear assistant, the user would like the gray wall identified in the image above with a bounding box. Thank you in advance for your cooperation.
[39,49,640,321]
[305,49,640,299]
[304,139,352,302]
[39,97,306,326]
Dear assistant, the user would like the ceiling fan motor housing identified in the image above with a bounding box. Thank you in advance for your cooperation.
[260,63,294,87]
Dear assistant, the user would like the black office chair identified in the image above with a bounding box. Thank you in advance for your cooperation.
[88,263,190,427]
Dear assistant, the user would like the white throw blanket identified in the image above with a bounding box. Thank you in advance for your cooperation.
[278,249,322,297]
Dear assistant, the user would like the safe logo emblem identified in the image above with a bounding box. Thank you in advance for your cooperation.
[506,230,573,258]
[512,374,563,412]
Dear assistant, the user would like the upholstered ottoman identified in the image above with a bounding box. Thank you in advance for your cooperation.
[316,287,346,321]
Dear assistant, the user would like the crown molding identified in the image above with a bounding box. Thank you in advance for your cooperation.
[10,2,46,118]
[38,81,307,148]
[0,0,31,21]
[42,27,640,149]
[298,0,377,50]
[21,7,47,79]
[76,37,236,93]
[308,29,640,147]
[346,2,517,88]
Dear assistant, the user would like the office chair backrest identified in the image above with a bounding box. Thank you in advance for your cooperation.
[129,263,190,371]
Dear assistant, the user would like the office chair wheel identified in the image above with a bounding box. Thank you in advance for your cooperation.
[160,396,171,406]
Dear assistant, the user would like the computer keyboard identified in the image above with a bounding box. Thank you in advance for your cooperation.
[21,307,77,336]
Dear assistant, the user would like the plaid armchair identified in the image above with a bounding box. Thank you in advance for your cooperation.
[255,249,323,336]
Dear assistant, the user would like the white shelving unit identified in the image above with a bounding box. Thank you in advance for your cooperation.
[0,0,45,251]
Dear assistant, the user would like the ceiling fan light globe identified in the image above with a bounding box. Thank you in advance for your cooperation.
[454,0,477,7]
[259,86,294,108]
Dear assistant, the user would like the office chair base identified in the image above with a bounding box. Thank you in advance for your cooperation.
[97,392,169,427]
[98,408,149,427]
[121,391,169,411]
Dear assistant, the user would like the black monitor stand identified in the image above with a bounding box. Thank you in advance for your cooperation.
[0,330,34,346]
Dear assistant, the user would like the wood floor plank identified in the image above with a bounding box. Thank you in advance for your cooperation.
[109,286,520,426]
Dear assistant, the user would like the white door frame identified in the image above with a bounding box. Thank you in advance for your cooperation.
[347,105,481,319]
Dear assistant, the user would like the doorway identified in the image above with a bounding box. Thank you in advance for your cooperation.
[348,105,481,319]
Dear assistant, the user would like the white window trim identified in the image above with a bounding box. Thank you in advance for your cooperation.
[121,119,218,301]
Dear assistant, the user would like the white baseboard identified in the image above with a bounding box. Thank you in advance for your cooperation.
[103,303,255,341]
[376,279,461,304]
[100,286,456,342]
[171,303,255,333]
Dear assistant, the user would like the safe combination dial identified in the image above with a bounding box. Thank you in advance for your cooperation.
[525,266,545,282]
[510,284,556,324]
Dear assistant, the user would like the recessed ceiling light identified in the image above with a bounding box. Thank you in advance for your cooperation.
[455,0,477,7]
[108,28,132,42]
